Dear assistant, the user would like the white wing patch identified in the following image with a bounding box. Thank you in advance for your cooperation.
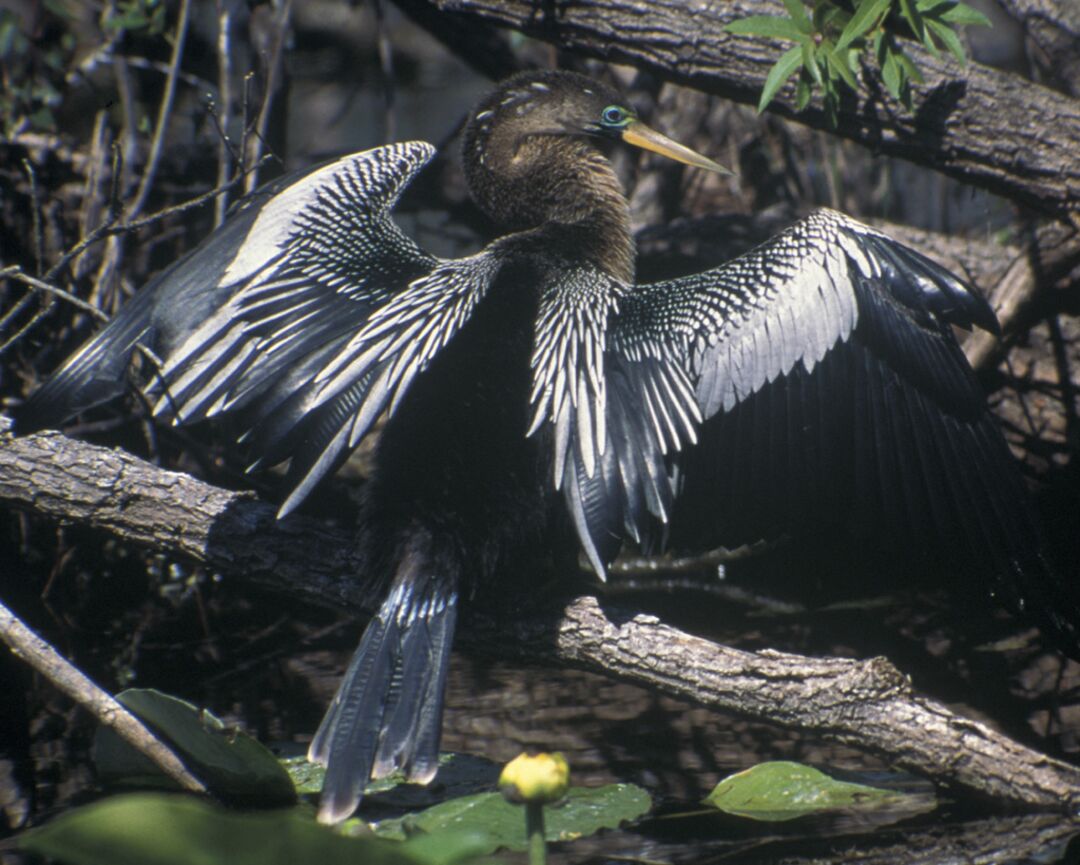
[148,143,438,426]
[616,209,887,421]
[527,268,619,485]
[223,143,434,285]
[310,252,503,445]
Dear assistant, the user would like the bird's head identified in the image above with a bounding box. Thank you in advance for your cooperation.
[462,69,730,279]
[464,69,730,178]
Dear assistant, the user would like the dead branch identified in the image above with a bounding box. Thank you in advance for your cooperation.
[2,416,1079,811]
[0,597,207,795]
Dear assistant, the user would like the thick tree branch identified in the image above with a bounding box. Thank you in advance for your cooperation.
[2,417,1079,811]
[396,0,1080,220]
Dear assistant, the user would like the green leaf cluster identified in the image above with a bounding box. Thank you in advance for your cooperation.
[374,784,652,853]
[725,0,990,122]
[12,687,941,862]
[104,0,167,37]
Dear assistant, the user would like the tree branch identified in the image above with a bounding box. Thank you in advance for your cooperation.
[0,597,207,795]
[2,416,1079,811]
[395,0,1080,220]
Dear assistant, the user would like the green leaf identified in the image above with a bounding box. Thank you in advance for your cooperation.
[836,0,891,51]
[781,0,812,33]
[899,0,927,43]
[825,44,859,90]
[758,45,804,113]
[926,18,967,63]
[400,832,493,865]
[704,762,899,822]
[795,77,812,111]
[365,753,501,806]
[801,40,823,86]
[881,45,903,100]
[18,794,432,865]
[940,2,991,26]
[93,689,296,807]
[816,4,848,34]
[375,784,651,853]
[895,50,925,84]
[281,756,326,795]
[725,15,807,41]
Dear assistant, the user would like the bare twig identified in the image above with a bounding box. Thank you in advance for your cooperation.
[374,0,397,142]
[127,0,193,222]
[75,112,111,283]
[214,1,237,226]
[0,268,108,322]
[23,160,45,277]
[245,0,292,192]
[0,596,207,795]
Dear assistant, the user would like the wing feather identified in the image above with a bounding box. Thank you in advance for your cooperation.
[18,142,504,518]
[599,208,1077,653]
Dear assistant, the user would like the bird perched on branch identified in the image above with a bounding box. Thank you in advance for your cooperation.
[13,69,1079,823]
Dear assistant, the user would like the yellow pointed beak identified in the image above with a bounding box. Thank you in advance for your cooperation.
[621,121,733,175]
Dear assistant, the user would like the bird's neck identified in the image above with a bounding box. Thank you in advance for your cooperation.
[465,133,635,283]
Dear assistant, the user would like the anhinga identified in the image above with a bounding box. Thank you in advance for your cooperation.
[12,70,1080,823]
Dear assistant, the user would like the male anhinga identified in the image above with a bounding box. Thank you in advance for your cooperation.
[12,70,1080,823]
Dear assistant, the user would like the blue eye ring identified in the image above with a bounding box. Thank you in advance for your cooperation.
[600,105,631,127]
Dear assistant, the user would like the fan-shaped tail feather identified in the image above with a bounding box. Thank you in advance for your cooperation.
[309,550,458,824]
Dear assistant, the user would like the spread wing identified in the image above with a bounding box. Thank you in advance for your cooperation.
[15,142,503,516]
[604,209,1079,650]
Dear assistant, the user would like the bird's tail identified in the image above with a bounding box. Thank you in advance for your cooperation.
[308,549,459,824]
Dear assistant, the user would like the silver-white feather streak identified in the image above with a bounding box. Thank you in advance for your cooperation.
[151,143,439,426]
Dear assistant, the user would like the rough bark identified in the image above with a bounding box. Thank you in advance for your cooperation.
[396,0,1080,220]
[0,422,365,613]
[996,0,1080,97]
[3,417,1080,811]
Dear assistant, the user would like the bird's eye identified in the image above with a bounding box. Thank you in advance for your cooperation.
[600,105,630,127]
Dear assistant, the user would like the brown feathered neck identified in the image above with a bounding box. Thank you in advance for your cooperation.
[462,71,634,283]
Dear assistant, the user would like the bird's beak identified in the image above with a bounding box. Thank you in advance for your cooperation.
[621,121,733,175]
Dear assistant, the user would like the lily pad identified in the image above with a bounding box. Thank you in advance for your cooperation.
[17,793,485,865]
[94,689,295,806]
[281,753,501,806]
[704,761,899,821]
[375,783,651,853]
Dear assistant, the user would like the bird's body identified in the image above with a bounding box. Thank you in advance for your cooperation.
[13,69,1080,823]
